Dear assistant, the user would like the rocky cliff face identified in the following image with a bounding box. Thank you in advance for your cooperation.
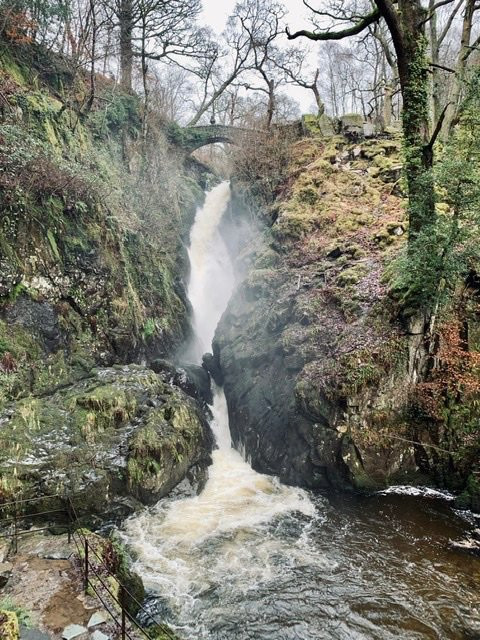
[213,132,480,509]
[0,364,212,520]
[0,42,213,508]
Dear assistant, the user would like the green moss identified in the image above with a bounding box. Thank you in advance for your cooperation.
[336,264,368,287]
[0,50,27,86]
[127,394,203,496]
[46,229,61,260]
[0,610,20,640]
[146,626,181,640]
[142,317,157,340]
[297,185,318,205]
[75,385,138,431]
[0,597,31,630]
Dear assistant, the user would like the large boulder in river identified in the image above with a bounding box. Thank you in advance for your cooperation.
[0,365,213,520]
[150,359,213,404]
[126,386,212,504]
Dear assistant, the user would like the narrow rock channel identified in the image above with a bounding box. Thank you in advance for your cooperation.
[122,183,480,640]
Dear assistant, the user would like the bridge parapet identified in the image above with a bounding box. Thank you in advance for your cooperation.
[172,124,246,152]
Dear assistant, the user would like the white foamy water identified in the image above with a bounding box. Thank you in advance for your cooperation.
[377,485,456,501]
[184,182,234,363]
[123,181,316,635]
[121,182,480,640]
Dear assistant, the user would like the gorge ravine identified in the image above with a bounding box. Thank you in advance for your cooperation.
[123,182,480,640]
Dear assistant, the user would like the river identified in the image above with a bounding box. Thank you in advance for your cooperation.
[123,182,480,640]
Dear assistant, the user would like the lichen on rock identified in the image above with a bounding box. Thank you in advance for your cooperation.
[216,130,480,507]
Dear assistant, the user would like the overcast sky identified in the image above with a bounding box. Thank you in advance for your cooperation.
[201,0,311,34]
[200,0,317,112]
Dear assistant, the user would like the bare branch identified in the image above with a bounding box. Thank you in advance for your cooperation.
[286,8,381,41]
[426,102,450,149]
[429,61,456,72]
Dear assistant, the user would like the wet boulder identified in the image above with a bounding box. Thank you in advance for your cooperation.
[126,387,213,504]
[0,365,213,519]
[177,364,212,405]
[150,359,212,404]
[202,350,223,386]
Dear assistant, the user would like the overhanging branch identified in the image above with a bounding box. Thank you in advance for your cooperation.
[286,8,381,41]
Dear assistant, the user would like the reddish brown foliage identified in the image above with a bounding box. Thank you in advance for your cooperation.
[2,10,37,44]
[436,320,480,393]
[1,351,16,373]
[415,319,480,419]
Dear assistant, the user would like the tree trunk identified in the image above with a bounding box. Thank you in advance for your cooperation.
[428,0,441,126]
[266,79,275,128]
[141,20,149,144]
[445,0,475,134]
[312,84,324,116]
[383,0,435,239]
[119,0,133,91]
[84,0,96,113]
[383,83,393,127]
[187,72,239,127]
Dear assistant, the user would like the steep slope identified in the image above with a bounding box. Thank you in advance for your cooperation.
[0,40,212,506]
[213,130,480,510]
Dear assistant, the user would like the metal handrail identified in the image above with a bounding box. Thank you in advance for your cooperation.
[67,497,179,640]
[0,494,180,640]
[0,493,62,507]
[0,497,72,552]
[0,507,69,524]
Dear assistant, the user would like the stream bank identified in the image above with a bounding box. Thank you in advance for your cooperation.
[211,132,480,510]
[0,41,215,511]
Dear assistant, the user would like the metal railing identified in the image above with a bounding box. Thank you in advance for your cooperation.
[0,494,179,640]
[67,498,178,640]
[0,494,72,553]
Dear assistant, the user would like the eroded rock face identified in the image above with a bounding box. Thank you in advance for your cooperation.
[214,134,480,506]
[214,275,414,491]
[0,365,212,518]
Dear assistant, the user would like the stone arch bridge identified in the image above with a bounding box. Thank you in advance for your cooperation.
[174,115,384,153]
[177,124,249,152]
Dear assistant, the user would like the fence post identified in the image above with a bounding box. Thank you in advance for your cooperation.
[84,538,89,594]
[13,500,18,554]
[120,585,126,640]
[64,497,71,544]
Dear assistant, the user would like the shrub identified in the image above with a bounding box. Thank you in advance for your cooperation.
[231,125,298,207]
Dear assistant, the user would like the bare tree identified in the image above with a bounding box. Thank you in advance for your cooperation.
[444,0,480,132]
[275,45,325,116]
[148,65,193,123]
[287,0,439,243]
[118,0,134,89]
[186,10,255,126]
[233,0,287,128]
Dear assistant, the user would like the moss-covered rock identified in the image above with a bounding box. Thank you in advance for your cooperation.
[0,365,212,513]
[216,131,479,503]
[0,610,19,640]
[127,389,212,504]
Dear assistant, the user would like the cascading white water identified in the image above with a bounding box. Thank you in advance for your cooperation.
[122,182,480,640]
[184,182,235,364]
[123,181,315,635]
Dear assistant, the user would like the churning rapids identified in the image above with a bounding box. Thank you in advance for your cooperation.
[123,182,480,640]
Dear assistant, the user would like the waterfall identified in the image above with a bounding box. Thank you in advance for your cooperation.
[123,181,315,635]
[183,182,234,364]
[122,181,480,640]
